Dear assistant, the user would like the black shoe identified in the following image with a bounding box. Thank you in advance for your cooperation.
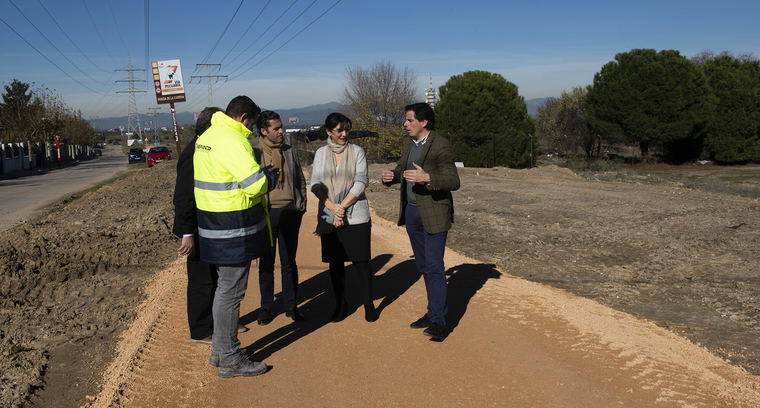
[410,314,432,329]
[285,308,305,322]
[423,323,447,339]
[331,299,348,322]
[257,308,274,326]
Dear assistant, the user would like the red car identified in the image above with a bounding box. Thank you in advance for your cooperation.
[147,146,171,167]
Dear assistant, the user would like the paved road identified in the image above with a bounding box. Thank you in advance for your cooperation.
[0,145,129,233]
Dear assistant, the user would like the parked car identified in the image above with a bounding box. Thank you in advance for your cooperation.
[93,147,102,156]
[147,146,171,167]
[128,148,146,164]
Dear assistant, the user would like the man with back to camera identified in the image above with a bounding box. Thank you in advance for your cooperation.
[251,110,307,325]
[193,95,276,378]
[382,102,460,340]
[172,106,250,346]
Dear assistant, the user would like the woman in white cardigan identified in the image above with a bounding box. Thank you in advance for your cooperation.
[310,112,376,322]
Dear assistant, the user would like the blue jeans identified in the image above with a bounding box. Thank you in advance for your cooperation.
[258,206,303,310]
[212,262,251,367]
[404,204,448,326]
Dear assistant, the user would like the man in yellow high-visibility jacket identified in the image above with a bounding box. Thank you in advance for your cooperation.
[193,95,275,378]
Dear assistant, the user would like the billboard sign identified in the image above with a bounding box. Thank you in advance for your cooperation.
[152,59,186,104]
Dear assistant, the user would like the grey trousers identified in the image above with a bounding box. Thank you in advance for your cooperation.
[211,261,251,367]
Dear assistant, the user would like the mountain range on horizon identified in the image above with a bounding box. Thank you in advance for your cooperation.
[88,101,345,131]
[89,98,551,131]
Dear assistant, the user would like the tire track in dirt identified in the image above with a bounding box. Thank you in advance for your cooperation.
[84,260,185,407]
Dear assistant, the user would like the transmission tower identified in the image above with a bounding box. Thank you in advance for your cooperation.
[116,55,147,141]
[191,64,227,106]
[425,73,437,108]
[145,107,162,145]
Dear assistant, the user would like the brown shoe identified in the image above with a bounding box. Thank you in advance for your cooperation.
[190,335,212,345]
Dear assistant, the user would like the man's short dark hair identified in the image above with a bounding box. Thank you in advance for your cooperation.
[405,102,435,130]
[256,110,281,133]
[225,95,261,121]
[195,106,222,136]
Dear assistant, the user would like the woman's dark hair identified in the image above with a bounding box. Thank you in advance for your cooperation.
[256,110,281,133]
[320,112,352,140]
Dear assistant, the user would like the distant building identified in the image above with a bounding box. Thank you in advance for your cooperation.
[425,73,436,108]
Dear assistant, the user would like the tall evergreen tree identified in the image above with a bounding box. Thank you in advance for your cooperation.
[436,70,535,168]
[586,49,712,161]
[701,56,760,163]
[1,79,37,142]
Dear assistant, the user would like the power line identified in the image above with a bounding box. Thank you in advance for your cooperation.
[204,0,342,108]
[78,71,120,111]
[183,82,213,114]
[145,106,161,144]
[81,0,114,60]
[8,0,106,87]
[199,0,246,66]
[0,15,103,94]
[191,64,228,107]
[35,0,106,72]
[81,85,120,119]
[219,0,272,64]
[145,0,151,89]
[106,0,130,55]
[115,56,147,139]
[228,0,318,77]
[232,0,341,79]
[224,0,298,70]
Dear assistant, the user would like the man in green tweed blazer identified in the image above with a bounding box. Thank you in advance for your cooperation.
[382,102,460,339]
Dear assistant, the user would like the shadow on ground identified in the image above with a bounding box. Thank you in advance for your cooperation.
[243,253,425,361]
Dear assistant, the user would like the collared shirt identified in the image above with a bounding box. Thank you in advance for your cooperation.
[406,132,429,207]
[411,131,430,147]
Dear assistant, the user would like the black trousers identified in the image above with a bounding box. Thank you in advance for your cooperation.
[187,234,217,340]
[258,206,303,310]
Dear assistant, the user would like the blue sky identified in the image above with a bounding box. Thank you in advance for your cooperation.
[1,0,758,120]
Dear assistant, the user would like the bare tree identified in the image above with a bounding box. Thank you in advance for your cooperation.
[342,61,418,160]
[343,61,418,127]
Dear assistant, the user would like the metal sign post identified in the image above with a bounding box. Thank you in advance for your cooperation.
[170,103,180,154]
[152,59,186,155]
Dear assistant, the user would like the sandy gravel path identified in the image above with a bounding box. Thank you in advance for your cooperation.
[90,200,760,407]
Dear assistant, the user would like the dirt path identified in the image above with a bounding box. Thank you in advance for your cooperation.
[91,200,760,407]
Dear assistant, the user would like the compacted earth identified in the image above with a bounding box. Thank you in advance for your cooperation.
[367,163,760,375]
[1,160,758,406]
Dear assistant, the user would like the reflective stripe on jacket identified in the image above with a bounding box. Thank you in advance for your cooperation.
[193,111,271,264]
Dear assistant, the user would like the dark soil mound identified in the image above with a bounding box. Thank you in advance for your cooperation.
[0,163,177,407]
